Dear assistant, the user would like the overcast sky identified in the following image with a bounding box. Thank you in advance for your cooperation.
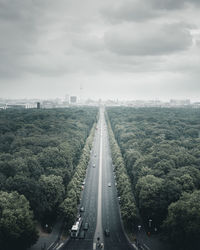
[0,0,200,101]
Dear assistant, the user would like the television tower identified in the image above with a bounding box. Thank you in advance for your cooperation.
[79,84,83,104]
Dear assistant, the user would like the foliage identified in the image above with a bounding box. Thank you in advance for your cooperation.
[59,122,96,230]
[106,113,139,229]
[162,191,200,250]
[0,191,38,250]
[107,107,200,247]
[0,107,98,247]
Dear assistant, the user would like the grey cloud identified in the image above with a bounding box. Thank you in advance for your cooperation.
[0,0,45,78]
[0,0,200,101]
[72,35,105,52]
[101,0,200,23]
[150,0,186,10]
[104,23,192,56]
[0,0,104,79]
[102,1,157,23]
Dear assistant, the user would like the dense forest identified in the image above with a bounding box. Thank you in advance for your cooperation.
[0,107,98,250]
[106,107,200,250]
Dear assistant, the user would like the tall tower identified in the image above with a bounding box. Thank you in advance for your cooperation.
[79,84,83,104]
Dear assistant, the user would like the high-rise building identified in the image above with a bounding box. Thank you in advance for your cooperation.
[70,96,77,104]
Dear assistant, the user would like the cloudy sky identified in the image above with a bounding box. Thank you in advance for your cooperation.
[0,0,200,101]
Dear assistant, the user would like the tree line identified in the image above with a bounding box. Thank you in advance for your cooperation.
[105,112,139,230]
[106,107,200,250]
[0,107,98,250]
[59,122,96,230]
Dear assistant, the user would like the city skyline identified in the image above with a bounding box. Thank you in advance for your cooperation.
[0,0,200,101]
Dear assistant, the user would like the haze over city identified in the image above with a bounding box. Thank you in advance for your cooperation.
[0,0,200,101]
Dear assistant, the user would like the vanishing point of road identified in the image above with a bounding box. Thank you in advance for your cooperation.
[62,108,134,250]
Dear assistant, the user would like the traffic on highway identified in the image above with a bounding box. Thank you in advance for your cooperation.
[63,108,134,250]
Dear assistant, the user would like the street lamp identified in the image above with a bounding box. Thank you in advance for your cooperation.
[148,219,152,228]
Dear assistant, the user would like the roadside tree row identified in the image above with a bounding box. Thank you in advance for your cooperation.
[59,121,97,230]
[106,112,139,230]
[0,107,98,249]
[107,107,200,249]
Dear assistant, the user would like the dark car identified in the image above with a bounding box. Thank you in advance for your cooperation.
[83,222,89,230]
[104,228,110,237]
[79,230,85,239]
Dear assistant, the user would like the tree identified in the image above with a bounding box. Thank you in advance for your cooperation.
[59,191,77,229]
[136,175,165,225]
[162,191,200,250]
[0,191,38,250]
[38,175,65,221]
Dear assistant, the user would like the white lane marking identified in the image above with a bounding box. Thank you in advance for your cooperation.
[56,243,64,250]
[143,243,151,250]
[94,110,104,245]
[47,242,54,250]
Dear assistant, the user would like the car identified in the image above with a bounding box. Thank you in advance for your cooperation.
[79,230,85,239]
[80,206,84,212]
[82,180,85,185]
[93,164,95,168]
[108,182,111,187]
[104,229,110,237]
[83,222,89,230]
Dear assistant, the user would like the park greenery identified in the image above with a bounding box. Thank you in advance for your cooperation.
[106,113,139,230]
[106,107,200,250]
[59,121,96,229]
[0,107,98,249]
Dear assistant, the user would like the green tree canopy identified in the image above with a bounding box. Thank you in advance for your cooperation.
[0,191,38,250]
[163,190,200,250]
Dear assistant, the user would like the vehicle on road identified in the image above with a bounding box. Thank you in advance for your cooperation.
[93,163,95,168]
[108,182,111,187]
[79,230,85,239]
[104,228,110,237]
[71,217,82,238]
[83,222,89,230]
[80,206,84,212]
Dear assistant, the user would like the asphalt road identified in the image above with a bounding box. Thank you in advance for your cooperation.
[101,111,133,250]
[63,108,134,250]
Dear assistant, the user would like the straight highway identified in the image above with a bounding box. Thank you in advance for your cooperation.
[62,108,134,250]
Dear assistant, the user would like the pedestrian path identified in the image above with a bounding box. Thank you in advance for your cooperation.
[29,220,64,250]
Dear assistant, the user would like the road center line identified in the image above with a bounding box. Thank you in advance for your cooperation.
[93,110,104,248]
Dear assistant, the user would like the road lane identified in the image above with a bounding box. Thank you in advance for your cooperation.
[63,108,134,250]
[63,119,101,250]
[93,110,104,249]
[101,108,134,250]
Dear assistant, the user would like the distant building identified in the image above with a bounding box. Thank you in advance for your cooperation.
[6,104,27,109]
[42,100,57,108]
[0,103,6,110]
[65,94,70,103]
[70,96,77,104]
[170,99,190,106]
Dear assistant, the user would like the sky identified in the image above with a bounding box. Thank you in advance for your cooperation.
[0,0,200,101]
